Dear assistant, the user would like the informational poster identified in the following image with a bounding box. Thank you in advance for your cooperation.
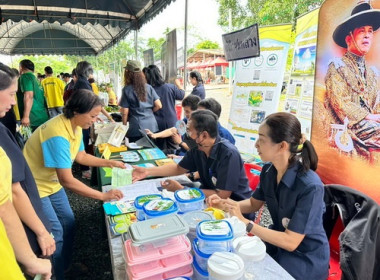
[312,0,380,202]
[161,29,177,83]
[282,8,319,138]
[143,49,154,67]
[228,24,292,155]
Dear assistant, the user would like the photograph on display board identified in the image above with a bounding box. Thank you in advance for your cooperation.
[312,0,380,201]
[292,45,317,75]
[250,110,266,124]
[248,91,264,107]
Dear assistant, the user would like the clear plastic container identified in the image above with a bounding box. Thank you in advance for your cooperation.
[126,253,193,280]
[182,211,214,244]
[143,198,178,219]
[196,220,233,255]
[208,252,245,280]
[233,236,266,268]
[134,194,163,221]
[129,214,189,248]
[192,238,212,271]
[125,235,191,265]
[174,188,205,213]
[193,256,209,280]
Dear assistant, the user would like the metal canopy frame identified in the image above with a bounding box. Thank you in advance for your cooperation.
[0,0,175,55]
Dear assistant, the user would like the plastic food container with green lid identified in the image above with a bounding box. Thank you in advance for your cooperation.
[142,198,178,219]
[196,220,233,255]
[174,188,205,213]
[134,194,163,221]
[129,214,189,248]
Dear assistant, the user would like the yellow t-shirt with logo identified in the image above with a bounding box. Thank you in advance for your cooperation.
[108,89,118,105]
[41,76,65,108]
[91,83,99,96]
[23,115,84,198]
[0,147,26,279]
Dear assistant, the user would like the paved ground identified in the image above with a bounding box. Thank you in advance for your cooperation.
[185,83,232,127]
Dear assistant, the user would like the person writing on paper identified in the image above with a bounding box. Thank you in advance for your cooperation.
[23,89,124,280]
[207,112,329,280]
[145,94,201,155]
[120,60,162,143]
[133,109,252,202]
[143,65,185,152]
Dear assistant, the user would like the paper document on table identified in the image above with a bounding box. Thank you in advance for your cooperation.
[111,168,132,187]
[104,181,161,202]
[121,181,161,201]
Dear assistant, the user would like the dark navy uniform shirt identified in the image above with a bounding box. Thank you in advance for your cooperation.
[217,122,235,145]
[0,123,51,256]
[73,76,92,91]
[178,136,252,201]
[120,84,160,138]
[252,162,329,280]
[191,84,206,100]
[153,83,185,131]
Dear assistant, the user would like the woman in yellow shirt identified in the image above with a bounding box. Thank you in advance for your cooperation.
[0,62,51,280]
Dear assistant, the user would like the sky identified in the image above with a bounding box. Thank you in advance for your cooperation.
[136,0,225,45]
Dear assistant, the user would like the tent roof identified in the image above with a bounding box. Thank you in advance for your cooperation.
[0,0,175,55]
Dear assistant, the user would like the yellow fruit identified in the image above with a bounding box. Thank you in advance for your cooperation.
[204,207,225,220]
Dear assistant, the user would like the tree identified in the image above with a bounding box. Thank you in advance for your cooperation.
[146,37,166,61]
[11,55,76,75]
[195,40,220,50]
[216,0,323,31]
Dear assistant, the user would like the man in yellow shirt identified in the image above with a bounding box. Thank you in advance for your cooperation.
[41,66,65,118]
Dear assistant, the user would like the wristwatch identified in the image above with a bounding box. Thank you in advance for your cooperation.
[246,220,254,233]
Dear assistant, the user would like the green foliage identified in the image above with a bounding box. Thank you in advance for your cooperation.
[195,40,220,50]
[12,39,136,76]
[147,37,166,61]
[11,55,76,74]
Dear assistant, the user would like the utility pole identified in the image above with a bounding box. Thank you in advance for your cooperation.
[183,0,188,91]
[228,8,233,95]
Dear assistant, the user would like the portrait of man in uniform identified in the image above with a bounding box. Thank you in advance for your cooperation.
[324,1,380,157]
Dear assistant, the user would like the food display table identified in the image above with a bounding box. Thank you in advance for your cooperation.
[101,176,295,280]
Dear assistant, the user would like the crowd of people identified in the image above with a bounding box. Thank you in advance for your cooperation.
[0,56,330,280]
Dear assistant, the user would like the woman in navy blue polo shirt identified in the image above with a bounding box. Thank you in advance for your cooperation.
[208,112,329,280]
[189,71,205,99]
[143,65,185,153]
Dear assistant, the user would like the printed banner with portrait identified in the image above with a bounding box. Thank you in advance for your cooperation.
[312,0,380,202]
[228,24,292,156]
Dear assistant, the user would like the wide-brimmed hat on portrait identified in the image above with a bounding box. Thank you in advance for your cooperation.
[333,1,380,48]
